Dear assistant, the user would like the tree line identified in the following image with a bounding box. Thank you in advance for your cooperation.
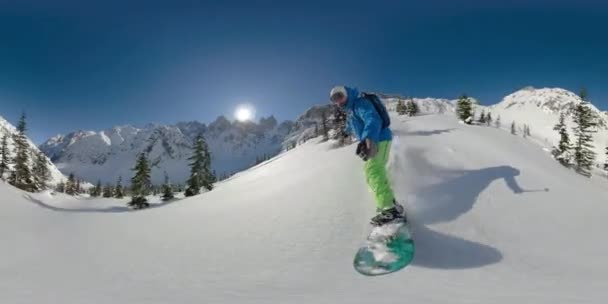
[1,113,216,210]
[551,88,599,177]
[454,88,603,178]
[0,113,51,192]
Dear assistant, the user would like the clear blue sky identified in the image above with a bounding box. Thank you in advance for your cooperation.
[1,0,607,143]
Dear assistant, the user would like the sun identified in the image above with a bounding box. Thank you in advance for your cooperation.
[235,104,255,122]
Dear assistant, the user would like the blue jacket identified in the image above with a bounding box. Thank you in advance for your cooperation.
[342,87,392,143]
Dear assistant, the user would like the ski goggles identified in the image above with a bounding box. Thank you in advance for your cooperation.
[330,91,346,103]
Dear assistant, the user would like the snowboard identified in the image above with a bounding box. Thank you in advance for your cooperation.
[353,219,415,276]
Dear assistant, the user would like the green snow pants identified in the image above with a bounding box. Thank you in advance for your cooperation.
[364,140,395,210]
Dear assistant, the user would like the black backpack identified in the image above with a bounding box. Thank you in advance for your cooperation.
[361,93,391,129]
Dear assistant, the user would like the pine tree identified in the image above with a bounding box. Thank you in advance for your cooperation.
[523,124,528,138]
[456,95,474,123]
[332,105,349,146]
[32,151,50,191]
[65,173,76,195]
[405,100,419,117]
[478,110,486,124]
[114,176,125,199]
[8,112,35,192]
[55,181,66,193]
[91,180,102,197]
[102,184,114,198]
[320,110,329,141]
[511,121,517,135]
[129,153,151,209]
[75,179,82,194]
[161,171,174,201]
[604,146,608,174]
[0,134,10,179]
[552,113,572,167]
[495,115,501,128]
[396,100,407,115]
[572,90,597,177]
[486,112,492,126]
[185,134,215,196]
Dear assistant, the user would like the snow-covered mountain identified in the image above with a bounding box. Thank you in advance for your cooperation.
[283,95,458,147]
[384,96,457,114]
[282,104,334,147]
[40,116,294,184]
[3,113,608,303]
[38,86,608,185]
[0,115,65,185]
[481,87,608,165]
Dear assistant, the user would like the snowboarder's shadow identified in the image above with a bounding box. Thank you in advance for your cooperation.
[393,148,547,269]
[394,128,455,137]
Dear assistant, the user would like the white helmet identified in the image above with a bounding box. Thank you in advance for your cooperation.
[330,86,347,102]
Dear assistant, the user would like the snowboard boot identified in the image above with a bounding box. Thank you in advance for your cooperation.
[370,200,407,226]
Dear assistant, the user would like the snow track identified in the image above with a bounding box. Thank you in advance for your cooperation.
[2,114,608,303]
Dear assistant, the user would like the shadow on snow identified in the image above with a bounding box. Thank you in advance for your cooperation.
[391,148,548,269]
[23,194,177,213]
[393,128,456,137]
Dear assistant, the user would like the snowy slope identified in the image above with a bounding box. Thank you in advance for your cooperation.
[2,113,608,303]
[0,115,65,184]
[39,116,293,184]
[481,87,608,165]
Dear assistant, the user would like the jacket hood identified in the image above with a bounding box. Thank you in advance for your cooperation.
[344,87,360,109]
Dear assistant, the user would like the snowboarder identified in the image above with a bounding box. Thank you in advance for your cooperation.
[330,86,405,226]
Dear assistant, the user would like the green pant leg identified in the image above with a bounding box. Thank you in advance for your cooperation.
[364,141,395,210]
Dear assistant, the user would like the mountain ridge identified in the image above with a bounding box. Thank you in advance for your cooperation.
[39,86,608,184]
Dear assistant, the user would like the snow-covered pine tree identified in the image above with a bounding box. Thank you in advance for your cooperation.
[32,151,50,191]
[90,180,102,197]
[161,171,174,201]
[525,125,531,137]
[185,134,215,196]
[456,95,473,123]
[511,121,517,135]
[604,146,608,174]
[8,113,35,192]
[0,134,9,179]
[331,105,350,147]
[55,181,66,193]
[405,100,419,117]
[552,113,572,167]
[486,112,492,126]
[396,100,407,115]
[102,184,114,198]
[495,115,501,128]
[412,100,420,116]
[523,124,528,138]
[129,153,151,209]
[75,178,82,194]
[320,110,329,141]
[478,110,486,124]
[572,89,597,177]
[114,176,125,198]
[65,173,76,195]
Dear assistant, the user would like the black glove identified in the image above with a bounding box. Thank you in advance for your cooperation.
[356,139,378,161]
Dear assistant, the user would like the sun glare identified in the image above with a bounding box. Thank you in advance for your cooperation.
[235,105,255,122]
